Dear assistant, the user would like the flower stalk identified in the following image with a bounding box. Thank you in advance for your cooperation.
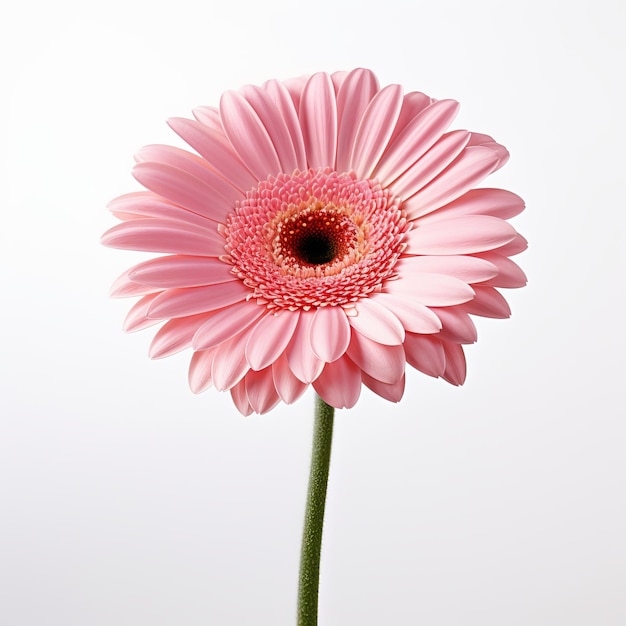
[297,394,335,626]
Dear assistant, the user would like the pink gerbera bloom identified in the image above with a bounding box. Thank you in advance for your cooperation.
[102,68,526,415]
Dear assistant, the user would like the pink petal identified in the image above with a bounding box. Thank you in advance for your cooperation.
[150,314,210,359]
[462,286,511,319]
[404,216,517,255]
[403,334,446,378]
[262,79,307,171]
[192,105,222,130]
[397,255,498,284]
[101,219,225,256]
[188,348,217,393]
[387,91,433,146]
[245,310,301,371]
[282,75,308,112]
[349,298,405,345]
[429,308,477,344]
[403,146,502,220]
[243,368,281,414]
[375,99,460,186]
[135,144,243,205]
[309,306,351,362]
[387,129,470,198]
[219,89,282,180]
[241,84,302,175]
[467,132,494,145]
[330,70,349,93]
[350,83,403,179]
[467,132,510,169]
[192,301,266,350]
[474,252,528,288]
[312,356,362,409]
[132,161,237,222]
[347,331,405,384]
[167,117,257,192]
[299,72,337,169]
[286,311,324,383]
[147,282,249,319]
[493,233,528,257]
[123,293,162,332]
[383,272,475,306]
[272,352,308,404]
[107,192,214,229]
[416,188,525,223]
[128,255,235,288]
[361,372,406,403]
[441,341,467,385]
[110,268,156,299]
[336,68,380,172]
[230,379,253,416]
[370,292,442,334]
[211,329,252,391]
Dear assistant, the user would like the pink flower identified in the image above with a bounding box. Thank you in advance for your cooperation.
[102,68,526,415]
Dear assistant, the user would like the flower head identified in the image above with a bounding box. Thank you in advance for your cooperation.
[102,68,526,415]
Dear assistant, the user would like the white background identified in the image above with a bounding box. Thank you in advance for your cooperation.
[1,0,624,624]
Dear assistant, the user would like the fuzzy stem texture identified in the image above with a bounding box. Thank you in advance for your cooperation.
[297,394,335,626]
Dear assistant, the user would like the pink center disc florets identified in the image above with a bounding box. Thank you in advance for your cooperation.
[223,168,410,311]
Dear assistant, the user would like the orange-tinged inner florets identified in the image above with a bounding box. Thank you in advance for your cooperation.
[269,200,369,279]
[275,205,357,268]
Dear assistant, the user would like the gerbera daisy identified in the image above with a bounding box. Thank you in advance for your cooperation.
[102,68,526,415]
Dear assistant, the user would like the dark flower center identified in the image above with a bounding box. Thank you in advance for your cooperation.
[279,208,355,267]
[295,232,337,265]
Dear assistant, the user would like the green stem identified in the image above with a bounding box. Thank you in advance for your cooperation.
[297,394,335,626]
